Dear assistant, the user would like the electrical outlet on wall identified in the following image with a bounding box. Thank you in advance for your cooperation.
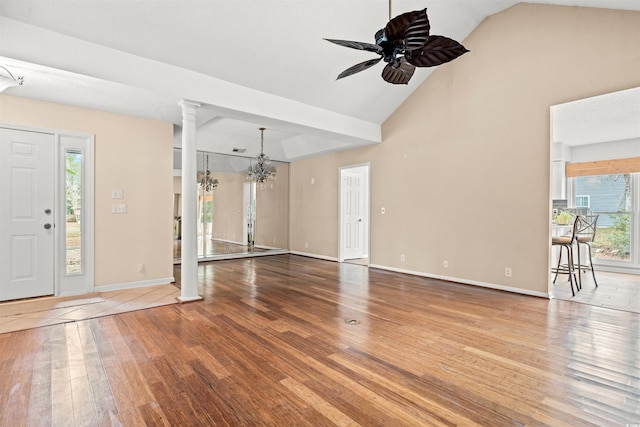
[112,203,127,214]
[443,260,448,268]
[505,267,512,277]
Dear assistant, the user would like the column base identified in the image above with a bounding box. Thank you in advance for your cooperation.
[175,295,204,304]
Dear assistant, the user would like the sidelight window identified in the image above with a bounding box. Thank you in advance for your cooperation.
[65,149,83,274]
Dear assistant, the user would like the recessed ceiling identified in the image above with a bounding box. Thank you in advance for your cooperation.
[1,1,639,161]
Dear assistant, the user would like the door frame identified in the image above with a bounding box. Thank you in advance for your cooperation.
[338,163,371,263]
[1,123,94,297]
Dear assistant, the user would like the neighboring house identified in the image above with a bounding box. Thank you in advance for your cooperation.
[575,174,630,227]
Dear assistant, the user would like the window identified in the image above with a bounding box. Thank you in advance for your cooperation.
[574,173,633,263]
[65,149,83,274]
[575,195,590,208]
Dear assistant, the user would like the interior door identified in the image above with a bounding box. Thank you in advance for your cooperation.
[0,128,55,301]
[343,170,364,260]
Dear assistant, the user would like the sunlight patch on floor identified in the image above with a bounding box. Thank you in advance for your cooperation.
[0,284,179,334]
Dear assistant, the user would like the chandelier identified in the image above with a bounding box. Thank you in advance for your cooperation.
[197,155,218,191]
[247,127,277,183]
[198,170,218,191]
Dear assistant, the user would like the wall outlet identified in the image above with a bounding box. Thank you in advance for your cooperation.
[505,267,512,277]
[400,254,405,262]
[443,260,448,268]
[381,207,386,214]
[112,203,127,214]
[305,242,309,249]
[137,263,145,273]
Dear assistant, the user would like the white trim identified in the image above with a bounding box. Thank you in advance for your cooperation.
[289,251,339,262]
[58,132,95,296]
[94,277,175,293]
[369,264,551,299]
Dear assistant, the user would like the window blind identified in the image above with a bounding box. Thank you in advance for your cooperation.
[566,157,640,177]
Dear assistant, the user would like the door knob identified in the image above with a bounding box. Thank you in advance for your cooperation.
[44,209,51,214]
[44,223,52,230]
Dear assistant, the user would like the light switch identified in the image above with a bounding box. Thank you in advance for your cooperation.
[112,189,124,199]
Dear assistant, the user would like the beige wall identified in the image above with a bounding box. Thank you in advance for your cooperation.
[0,94,174,287]
[256,164,289,249]
[290,4,640,294]
[210,171,246,244]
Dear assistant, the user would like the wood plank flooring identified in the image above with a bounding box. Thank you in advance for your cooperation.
[1,254,639,426]
[551,269,640,313]
[0,284,179,334]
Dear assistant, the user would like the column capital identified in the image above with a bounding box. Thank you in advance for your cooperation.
[178,100,201,109]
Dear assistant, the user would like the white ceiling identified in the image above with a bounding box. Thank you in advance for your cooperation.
[552,87,640,146]
[1,0,639,161]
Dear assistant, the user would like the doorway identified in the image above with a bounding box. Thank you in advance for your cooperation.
[0,125,94,301]
[549,87,640,312]
[339,164,370,265]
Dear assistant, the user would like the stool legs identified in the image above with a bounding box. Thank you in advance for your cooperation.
[553,244,577,296]
[577,242,598,288]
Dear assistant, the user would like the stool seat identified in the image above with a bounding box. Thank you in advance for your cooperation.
[552,236,573,245]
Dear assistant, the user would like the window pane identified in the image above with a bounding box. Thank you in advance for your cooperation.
[575,195,590,208]
[575,173,631,261]
[65,150,82,274]
[593,213,631,261]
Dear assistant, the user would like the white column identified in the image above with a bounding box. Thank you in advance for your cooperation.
[178,100,203,303]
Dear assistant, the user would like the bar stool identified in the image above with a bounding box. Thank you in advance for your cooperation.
[575,214,599,288]
[552,216,579,296]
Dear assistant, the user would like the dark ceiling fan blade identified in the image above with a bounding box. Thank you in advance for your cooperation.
[336,57,383,80]
[384,9,430,50]
[324,38,383,54]
[406,35,469,67]
[381,58,415,85]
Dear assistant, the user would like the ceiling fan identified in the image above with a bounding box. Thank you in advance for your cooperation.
[325,8,468,85]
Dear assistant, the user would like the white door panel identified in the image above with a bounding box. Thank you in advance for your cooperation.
[343,170,364,260]
[0,129,55,301]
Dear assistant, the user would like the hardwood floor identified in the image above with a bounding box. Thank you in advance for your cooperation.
[0,284,179,334]
[2,254,639,426]
[552,269,640,313]
[173,239,270,262]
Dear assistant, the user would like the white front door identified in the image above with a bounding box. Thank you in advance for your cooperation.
[0,128,55,301]
[342,170,364,260]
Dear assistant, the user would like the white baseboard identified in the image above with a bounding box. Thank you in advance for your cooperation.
[94,277,175,293]
[369,264,551,299]
[289,251,339,262]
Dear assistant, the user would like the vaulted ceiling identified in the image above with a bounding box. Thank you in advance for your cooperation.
[1,1,639,162]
